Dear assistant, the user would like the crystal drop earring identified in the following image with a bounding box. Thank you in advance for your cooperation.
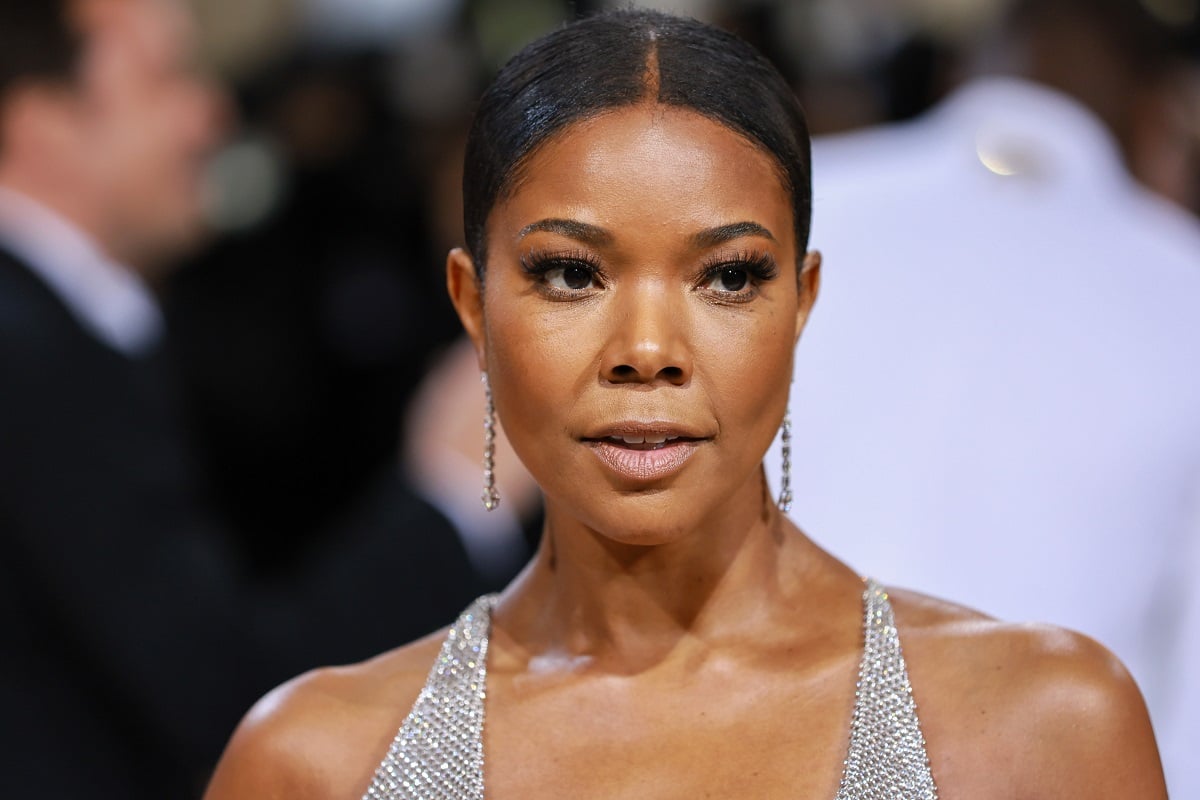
[481,371,500,511]
[777,409,793,512]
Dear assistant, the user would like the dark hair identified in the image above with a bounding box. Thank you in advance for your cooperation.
[0,1,81,102]
[462,9,812,276]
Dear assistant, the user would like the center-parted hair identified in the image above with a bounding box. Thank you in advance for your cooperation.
[462,9,812,276]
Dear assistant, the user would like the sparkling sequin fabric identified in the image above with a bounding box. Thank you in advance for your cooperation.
[362,581,937,799]
[362,596,494,800]
[834,581,939,800]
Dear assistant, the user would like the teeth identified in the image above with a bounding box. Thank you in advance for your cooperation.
[614,433,678,445]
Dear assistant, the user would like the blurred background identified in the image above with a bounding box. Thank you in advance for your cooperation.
[1,0,1197,797]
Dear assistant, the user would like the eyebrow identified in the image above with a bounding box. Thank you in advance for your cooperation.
[691,221,777,248]
[517,218,777,249]
[517,219,614,245]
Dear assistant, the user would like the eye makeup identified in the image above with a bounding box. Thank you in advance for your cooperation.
[519,249,606,299]
[696,250,779,303]
[516,247,780,302]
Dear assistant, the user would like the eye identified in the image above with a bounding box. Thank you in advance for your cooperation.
[706,267,749,293]
[546,263,596,291]
[519,251,604,299]
[697,252,779,303]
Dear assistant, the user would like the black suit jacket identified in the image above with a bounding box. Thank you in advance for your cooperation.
[0,247,482,798]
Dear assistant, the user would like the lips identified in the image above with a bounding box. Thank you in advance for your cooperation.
[582,423,707,483]
[602,433,685,448]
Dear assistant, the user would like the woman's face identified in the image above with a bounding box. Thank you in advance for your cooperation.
[450,104,819,545]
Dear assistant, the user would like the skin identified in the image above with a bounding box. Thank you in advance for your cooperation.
[0,0,224,272]
[203,104,1167,799]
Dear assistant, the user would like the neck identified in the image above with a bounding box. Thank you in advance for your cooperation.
[500,471,841,673]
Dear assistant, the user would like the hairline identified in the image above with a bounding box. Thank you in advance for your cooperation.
[479,101,801,276]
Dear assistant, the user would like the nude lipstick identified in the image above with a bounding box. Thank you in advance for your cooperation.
[583,425,705,483]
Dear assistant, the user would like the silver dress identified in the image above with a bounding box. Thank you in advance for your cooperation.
[362,580,938,799]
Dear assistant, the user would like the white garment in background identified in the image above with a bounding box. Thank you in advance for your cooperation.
[766,77,1200,796]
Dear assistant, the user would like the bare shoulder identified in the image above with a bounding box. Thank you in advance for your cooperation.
[886,586,1146,706]
[203,631,445,800]
[885,587,1167,799]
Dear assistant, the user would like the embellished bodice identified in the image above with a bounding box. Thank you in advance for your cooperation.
[362,580,938,800]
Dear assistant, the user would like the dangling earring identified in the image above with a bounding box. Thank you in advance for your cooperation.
[481,371,500,511]
[777,409,793,512]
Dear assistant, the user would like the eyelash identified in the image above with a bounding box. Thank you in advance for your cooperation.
[697,251,779,303]
[519,250,605,299]
[517,249,779,302]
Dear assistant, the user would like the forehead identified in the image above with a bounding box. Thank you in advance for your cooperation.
[493,104,795,249]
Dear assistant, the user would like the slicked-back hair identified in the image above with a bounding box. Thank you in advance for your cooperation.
[0,1,80,103]
[462,9,812,278]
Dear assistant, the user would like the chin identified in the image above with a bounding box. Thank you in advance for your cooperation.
[575,492,705,548]
[595,525,692,549]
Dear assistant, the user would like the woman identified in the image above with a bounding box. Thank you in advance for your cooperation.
[204,10,1165,799]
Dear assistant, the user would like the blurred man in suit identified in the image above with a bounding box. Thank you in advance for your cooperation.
[0,1,479,797]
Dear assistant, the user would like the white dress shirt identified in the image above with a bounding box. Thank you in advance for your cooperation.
[0,187,162,357]
[765,77,1200,795]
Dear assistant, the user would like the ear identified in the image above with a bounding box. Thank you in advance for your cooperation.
[446,247,487,369]
[794,250,822,344]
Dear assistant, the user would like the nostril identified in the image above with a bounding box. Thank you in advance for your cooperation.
[659,366,684,382]
[605,363,687,384]
[612,364,637,378]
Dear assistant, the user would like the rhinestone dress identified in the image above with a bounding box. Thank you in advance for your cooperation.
[362,580,938,800]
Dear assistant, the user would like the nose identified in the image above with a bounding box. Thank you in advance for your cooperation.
[600,283,691,386]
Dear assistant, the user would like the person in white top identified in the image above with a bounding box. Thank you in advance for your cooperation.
[765,1,1200,795]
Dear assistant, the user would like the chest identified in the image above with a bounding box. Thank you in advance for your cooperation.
[480,663,858,800]
[359,589,938,800]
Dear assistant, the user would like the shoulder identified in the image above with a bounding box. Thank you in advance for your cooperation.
[886,588,1167,799]
[203,631,446,800]
[889,587,1142,707]
[0,248,86,370]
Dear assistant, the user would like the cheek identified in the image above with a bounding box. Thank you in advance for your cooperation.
[91,103,164,178]
[482,295,596,470]
[125,106,204,208]
[694,308,796,442]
